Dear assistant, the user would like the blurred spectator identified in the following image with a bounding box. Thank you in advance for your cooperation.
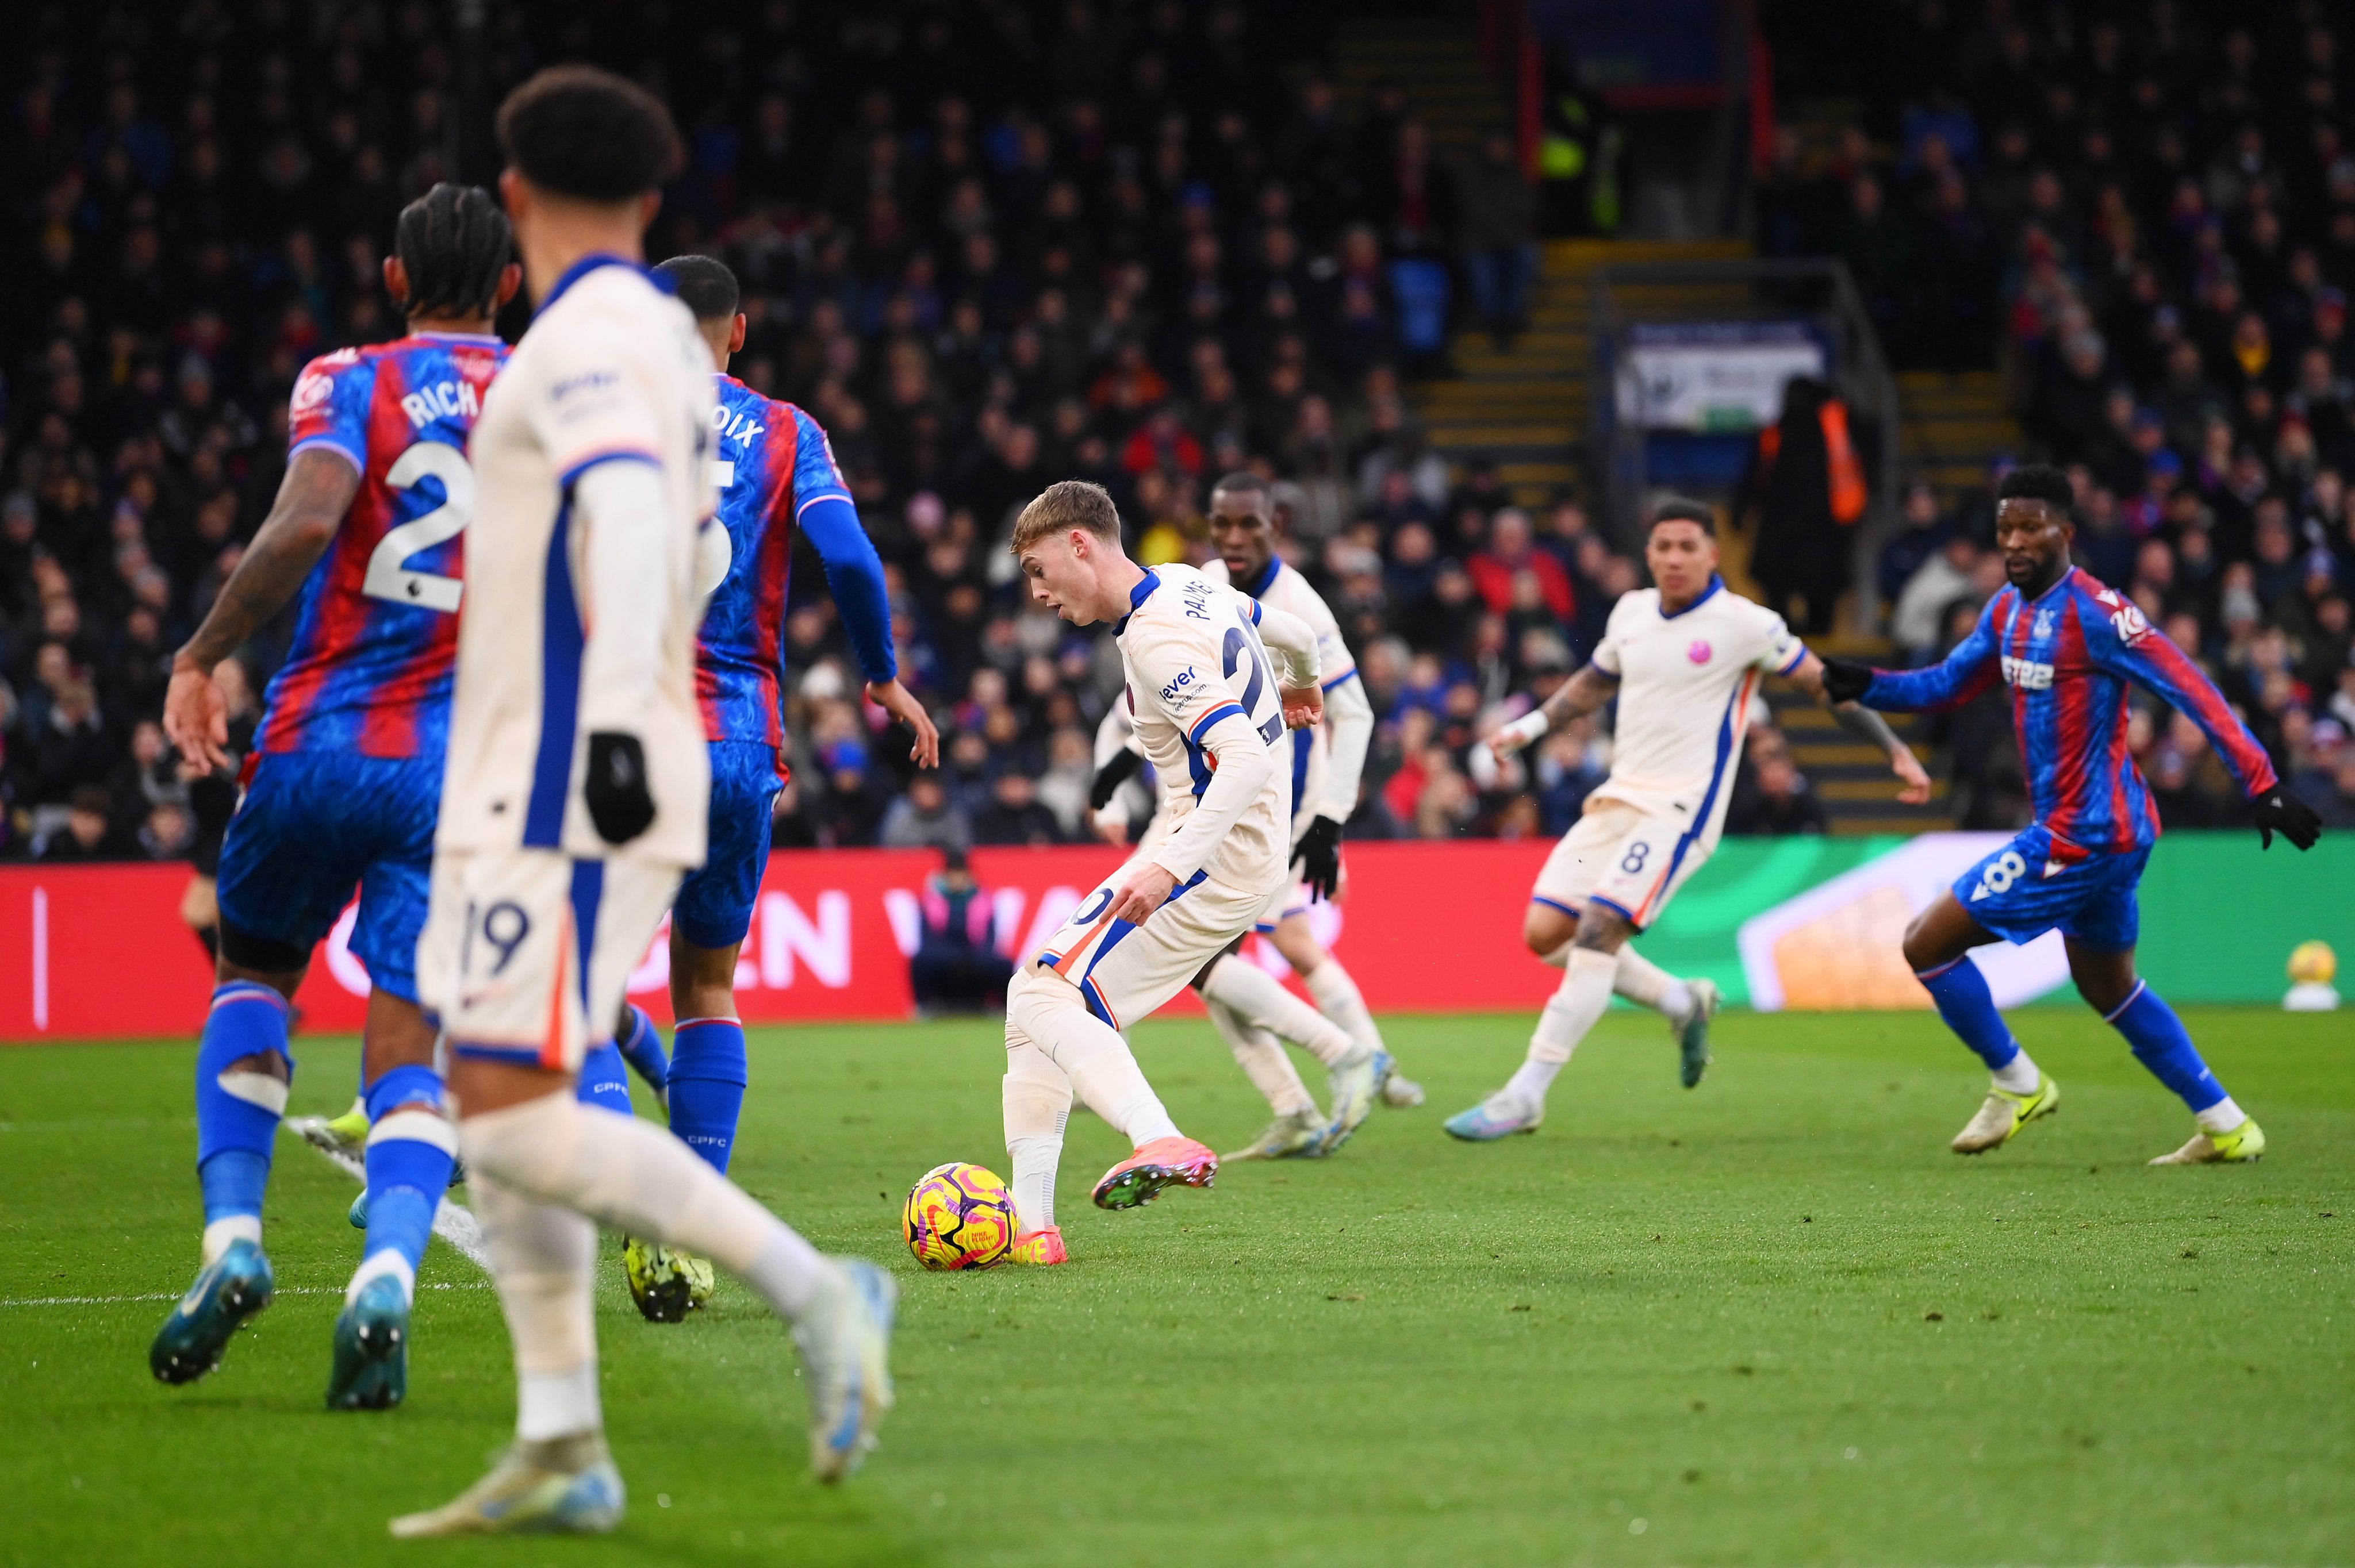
[1742,378,1868,633]
[878,774,970,854]
[1458,127,1537,348]
[1726,748,1830,836]
[908,849,1014,1016]
[34,783,131,861]
[971,773,1063,847]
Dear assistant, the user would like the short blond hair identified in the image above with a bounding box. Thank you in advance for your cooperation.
[1009,479,1122,555]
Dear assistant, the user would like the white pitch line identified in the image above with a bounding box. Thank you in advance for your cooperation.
[2,1281,492,1309]
[283,1118,493,1271]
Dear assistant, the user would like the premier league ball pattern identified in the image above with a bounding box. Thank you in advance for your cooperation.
[902,1162,1016,1271]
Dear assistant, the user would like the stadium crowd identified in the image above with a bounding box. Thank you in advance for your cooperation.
[13,0,2350,866]
[0,0,1681,865]
[1762,0,2355,829]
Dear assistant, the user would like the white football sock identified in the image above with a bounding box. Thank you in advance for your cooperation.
[1200,955,1366,1068]
[471,1173,601,1441]
[1612,946,1693,1021]
[1003,1028,1075,1233]
[344,1248,417,1306]
[202,1214,262,1265]
[1006,969,1180,1147]
[2195,1096,2246,1135]
[1542,938,1692,1019]
[1206,996,1317,1116]
[458,1089,827,1319]
[1503,947,1617,1107]
[1991,1051,2043,1095]
[1302,959,1386,1058]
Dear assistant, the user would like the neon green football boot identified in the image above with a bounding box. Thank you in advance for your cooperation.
[1950,1074,2059,1153]
[623,1236,714,1323]
[2149,1116,2265,1166]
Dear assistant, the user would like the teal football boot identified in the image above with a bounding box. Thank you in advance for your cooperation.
[389,1434,626,1537]
[327,1274,411,1410]
[795,1258,897,1483]
[1443,1091,1544,1142]
[150,1238,274,1383]
[1677,977,1723,1088]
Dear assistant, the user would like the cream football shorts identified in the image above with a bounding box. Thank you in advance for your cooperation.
[417,845,680,1071]
[1530,801,1712,932]
[1023,855,1276,1032]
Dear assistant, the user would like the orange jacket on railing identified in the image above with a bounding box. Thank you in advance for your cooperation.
[1755,397,1867,524]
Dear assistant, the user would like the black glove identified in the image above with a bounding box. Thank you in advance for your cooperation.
[2253,786,2321,851]
[1819,656,1876,705]
[584,731,655,846]
[1089,747,1144,810]
[1291,814,1343,901]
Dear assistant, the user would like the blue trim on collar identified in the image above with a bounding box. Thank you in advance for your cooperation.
[1659,574,1724,620]
[1114,568,1160,635]
[1244,555,1281,598]
[538,252,672,315]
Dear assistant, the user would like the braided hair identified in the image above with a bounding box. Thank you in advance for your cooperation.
[393,182,513,322]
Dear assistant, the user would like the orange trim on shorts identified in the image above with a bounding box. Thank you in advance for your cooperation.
[1052,904,1123,981]
[539,906,573,1070]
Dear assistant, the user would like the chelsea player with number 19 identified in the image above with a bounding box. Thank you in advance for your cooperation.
[603,256,939,1321]
[149,184,520,1406]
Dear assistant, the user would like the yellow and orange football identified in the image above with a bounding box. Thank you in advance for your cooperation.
[902,1162,1016,1271]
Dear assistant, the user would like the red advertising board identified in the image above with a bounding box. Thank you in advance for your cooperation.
[0,843,1559,1043]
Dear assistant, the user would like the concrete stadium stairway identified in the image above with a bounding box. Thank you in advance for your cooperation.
[1765,676,1954,836]
[1897,369,2022,497]
[1414,238,1754,508]
[1331,9,1500,165]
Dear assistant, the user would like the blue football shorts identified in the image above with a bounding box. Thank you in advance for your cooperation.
[1952,824,2149,952]
[672,740,783,951]
[214,748,440,1001]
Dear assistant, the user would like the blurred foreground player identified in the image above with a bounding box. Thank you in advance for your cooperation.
[597,253,938,1322]
[392,68,891,1538]
[148,183,519,1408]
[1002,480,1325,1265]
[1822,464,2320,1163]
[1451,501,1930,1140]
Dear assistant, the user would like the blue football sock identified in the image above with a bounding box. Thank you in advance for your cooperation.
[194,982,294,1240]
[615,1004,669,1095]
[576,1041,636,1117]
[1914,956,2022,1073]
[668,1017,749,1173]
[2107,981,2227,1113]
[356,1063,454,1298]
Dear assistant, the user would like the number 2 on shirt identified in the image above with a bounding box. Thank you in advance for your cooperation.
[1221,625,1284,744]
[362,441,470,612]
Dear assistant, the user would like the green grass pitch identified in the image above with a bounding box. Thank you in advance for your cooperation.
[2,1007,2350,1567]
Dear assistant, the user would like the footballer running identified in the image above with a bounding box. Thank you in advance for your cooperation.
[1449,499,1933,1140]
[1821,463,2321,1164]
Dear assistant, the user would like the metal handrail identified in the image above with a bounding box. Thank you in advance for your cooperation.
[1586,255,1901,632]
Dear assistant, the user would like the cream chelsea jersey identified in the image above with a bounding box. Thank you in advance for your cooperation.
[1118,562,1294,892]
[1589,575,1803,825]
[439,256,718,866]
[1202,555,1360,833]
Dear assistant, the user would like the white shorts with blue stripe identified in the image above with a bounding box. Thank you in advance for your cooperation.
[1531,802,1716,934]
[417,844,680,1073]
[1020,854,1276,1032]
